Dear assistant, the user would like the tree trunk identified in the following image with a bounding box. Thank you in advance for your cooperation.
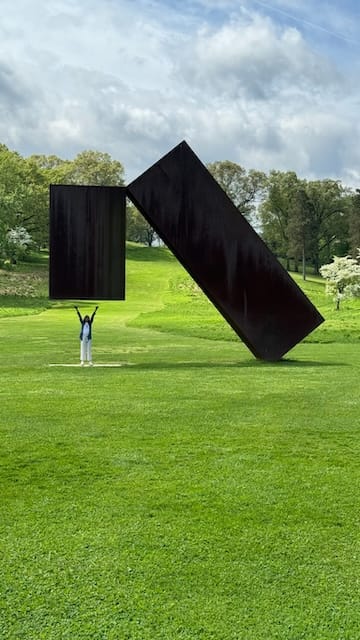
[302,245,306,280]
[313,255,320,275]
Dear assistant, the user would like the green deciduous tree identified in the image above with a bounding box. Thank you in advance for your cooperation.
[259,171,299,270]
[348,189,360,257]
[260,172,349,274]
[28,149,126,246]
[304,179,349,274]
[1,147,128,257]
[126,203,159,246]
[207,160,266,223]
[0,146,48,253]
[286,186,312,279]
[28,154,74,185]
[67,150,125,186]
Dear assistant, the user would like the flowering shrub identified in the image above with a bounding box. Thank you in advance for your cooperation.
[320,251,360,309]
[0,226,32,265]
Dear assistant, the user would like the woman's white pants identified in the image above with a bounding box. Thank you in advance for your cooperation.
[80,338,92,363]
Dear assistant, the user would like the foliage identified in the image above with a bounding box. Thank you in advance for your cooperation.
[260,172,349,274]
[29,153,75,185]
[305,179,350,272]
[207,160,266,223]
[286,186,313,278]
[30,150,125,187]
[348,189,360,256]
[126,202,159,246]
[2,226,32,264]
[67,150,125,186]
[320,252,360,309]
[7,226,32,247]
[1,139,359,270]
[30,150,152,245]
[260,171,299,269]
[0,145,48,249]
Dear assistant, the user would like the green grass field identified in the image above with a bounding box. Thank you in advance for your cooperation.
[1,245,360,639]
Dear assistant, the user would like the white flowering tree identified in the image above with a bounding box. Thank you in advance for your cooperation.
[2,226,32,265]
[320,251,360,310]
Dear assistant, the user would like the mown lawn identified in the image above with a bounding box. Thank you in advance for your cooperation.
[1,245,360,639]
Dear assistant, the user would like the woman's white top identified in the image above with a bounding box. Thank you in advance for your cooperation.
[83,322,90,338]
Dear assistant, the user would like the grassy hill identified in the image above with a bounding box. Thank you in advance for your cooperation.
[1,243,360,343]
[1,245,360,639]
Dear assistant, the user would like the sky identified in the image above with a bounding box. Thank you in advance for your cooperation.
[1,0,360,184]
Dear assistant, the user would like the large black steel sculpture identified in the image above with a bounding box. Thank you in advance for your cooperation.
[127,141,324,361]
[50,141,324,360]
[50,184,126,300]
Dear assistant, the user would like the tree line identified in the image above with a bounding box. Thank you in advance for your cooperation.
[1,143,360,274]
[0,144,154,262]
[208,161,360,276]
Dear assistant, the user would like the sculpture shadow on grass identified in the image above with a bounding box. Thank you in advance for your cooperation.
[70,359,345,371]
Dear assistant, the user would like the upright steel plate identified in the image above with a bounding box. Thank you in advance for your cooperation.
[50,185,126,300]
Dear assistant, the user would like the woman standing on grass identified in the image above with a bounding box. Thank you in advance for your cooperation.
[75,305,98,366]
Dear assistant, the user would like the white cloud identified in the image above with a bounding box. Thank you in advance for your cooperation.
[179,15,340,100]
[0,0,359,186]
